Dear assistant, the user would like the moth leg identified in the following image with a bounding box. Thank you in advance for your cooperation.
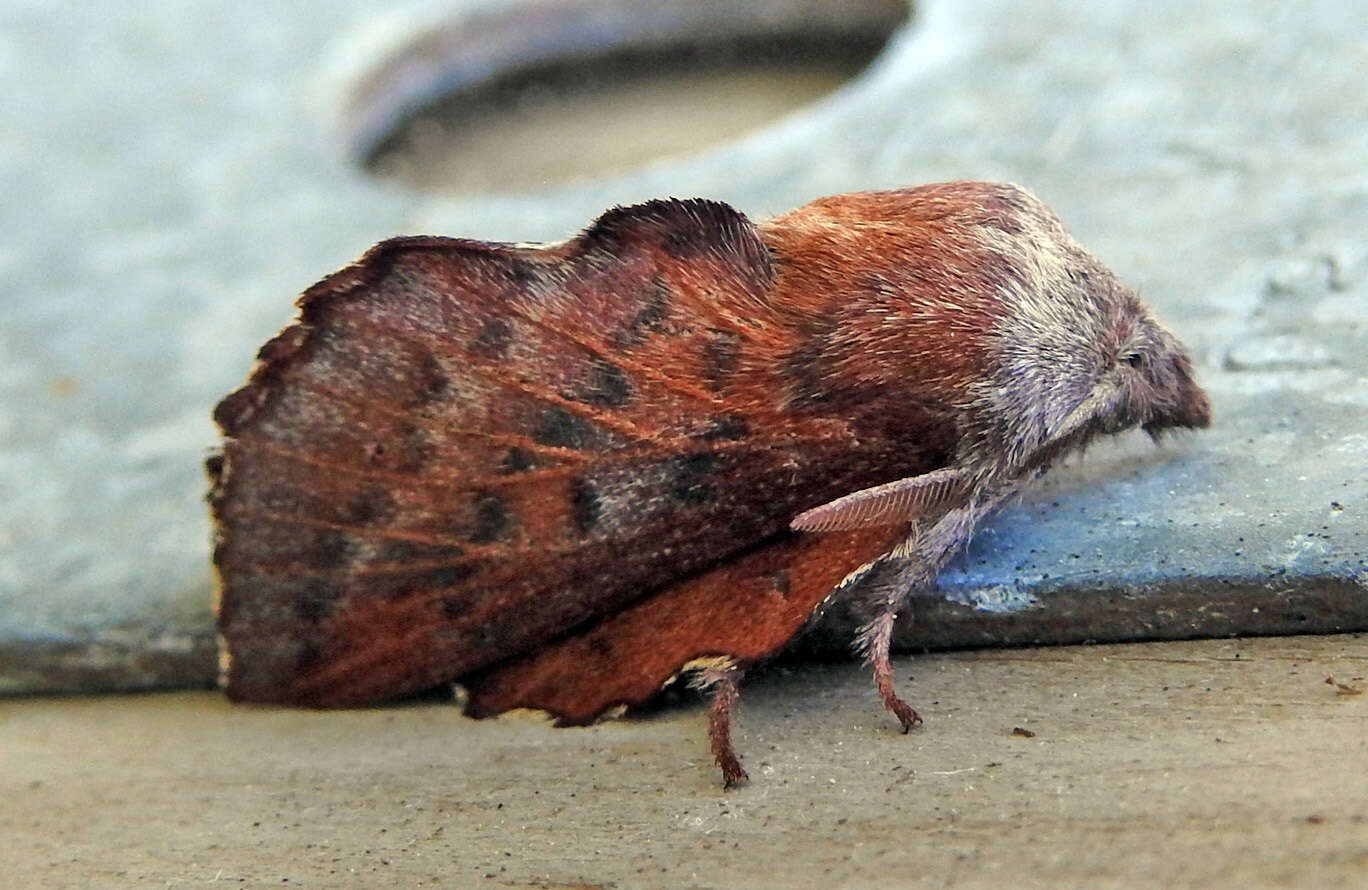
[858,609,922,733]
[850,489,1019,735]
[690,660,748,789]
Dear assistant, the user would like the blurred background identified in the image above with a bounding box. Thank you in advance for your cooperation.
[358,0,909,191]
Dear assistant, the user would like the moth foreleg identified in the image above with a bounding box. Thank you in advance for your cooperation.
[850,490,1014,734]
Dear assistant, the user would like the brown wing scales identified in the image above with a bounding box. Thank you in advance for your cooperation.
[462,525,908,724]
[212,199,929,706]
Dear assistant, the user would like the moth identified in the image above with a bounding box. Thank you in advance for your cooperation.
[208,181,1210,787]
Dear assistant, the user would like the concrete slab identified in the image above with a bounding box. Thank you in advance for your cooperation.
[2,0,1365,692]
[4,635,1366,888]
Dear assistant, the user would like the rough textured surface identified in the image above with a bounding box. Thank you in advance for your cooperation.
[2,0,1365,692]
[4,636,1366,888]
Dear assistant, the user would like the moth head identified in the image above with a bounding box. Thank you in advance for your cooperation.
[968,188,1210,472]
[997,276,1211,474]
[1110,296,1212,439]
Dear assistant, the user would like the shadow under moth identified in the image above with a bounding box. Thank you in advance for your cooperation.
[208,181,1210,787]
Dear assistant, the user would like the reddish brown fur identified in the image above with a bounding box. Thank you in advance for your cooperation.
[758,186,1006,409]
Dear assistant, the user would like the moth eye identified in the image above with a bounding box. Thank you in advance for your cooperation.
[1124,352,1145,369]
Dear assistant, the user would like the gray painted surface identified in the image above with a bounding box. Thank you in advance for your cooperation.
[2,0,1364,693]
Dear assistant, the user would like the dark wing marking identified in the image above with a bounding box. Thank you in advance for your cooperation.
[462,525,908,724]
[211,199,935,706]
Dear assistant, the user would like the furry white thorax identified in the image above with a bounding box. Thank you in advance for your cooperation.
[965,200,1133,477]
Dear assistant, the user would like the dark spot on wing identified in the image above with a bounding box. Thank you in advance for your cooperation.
[378,540,466,563]
[413,353,449,405]
[475,619,513,652]
[293,640,322,672]
[295,579,339,622]
[669,453,717,504]
[499,446,537,474]
[380,540,422,562]
[575,358,631,407]
[437,596,469,619]
[782,342,830,407]
[588,637,613,658]
[535,405,596,450]
[696,415,750,441]
[472,318,513,359]
[702,330,739,392]
[205,455,227,509]
[613,277,671,349]
[420,564,477,589]
[348,486,396,525]
[570,477,602,535]
[295,596,330,623]
[314,530,352,568]
[469,492,513,544]
[769,569,792,597]
[382,563,477,602]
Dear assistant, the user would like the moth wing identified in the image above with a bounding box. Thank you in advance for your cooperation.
[789,467,972,532]
[462,525,908,724]
[210,199,926,706]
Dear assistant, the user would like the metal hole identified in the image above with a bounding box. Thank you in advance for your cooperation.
[348,0,911,194]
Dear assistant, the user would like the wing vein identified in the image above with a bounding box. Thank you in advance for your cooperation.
[492,298,724,408]
[338,311,658,441]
